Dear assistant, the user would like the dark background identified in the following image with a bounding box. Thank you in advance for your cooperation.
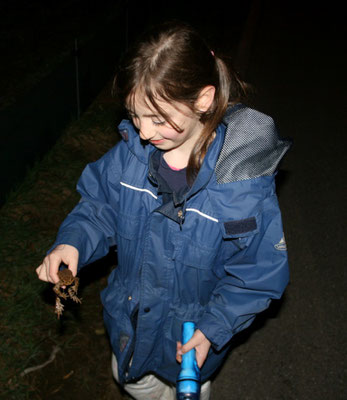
[0,0,252,205]
[1,1,346,399]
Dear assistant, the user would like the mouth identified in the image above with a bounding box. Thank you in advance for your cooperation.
[150,139,165,145]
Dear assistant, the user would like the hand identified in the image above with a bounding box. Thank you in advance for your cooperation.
[176,329,211,368]
[36,244,79,284]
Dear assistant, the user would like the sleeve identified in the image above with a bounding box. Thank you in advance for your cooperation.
[49,143,125,269]
[196,194,289,351]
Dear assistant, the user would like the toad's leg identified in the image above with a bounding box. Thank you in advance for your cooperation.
[53,284,68,300]
[68,278,81,303]
[55,297,64,319]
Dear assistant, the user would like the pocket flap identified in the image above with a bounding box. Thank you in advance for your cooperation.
[220,215,260,239]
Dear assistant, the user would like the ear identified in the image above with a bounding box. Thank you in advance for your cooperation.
[195,86,216,113]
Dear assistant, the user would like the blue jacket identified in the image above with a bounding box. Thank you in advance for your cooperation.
[51,105,291,384]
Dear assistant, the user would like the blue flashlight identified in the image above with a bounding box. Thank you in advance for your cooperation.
[176,321,201,400]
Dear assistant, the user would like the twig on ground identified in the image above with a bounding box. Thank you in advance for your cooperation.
[20,345,61,377]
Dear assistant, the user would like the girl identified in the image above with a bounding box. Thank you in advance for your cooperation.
[36,22,291,400]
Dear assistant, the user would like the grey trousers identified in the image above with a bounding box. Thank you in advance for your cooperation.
[111,353,211,400]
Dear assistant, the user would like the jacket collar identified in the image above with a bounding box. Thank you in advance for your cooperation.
[118,118,227,226]
[117,118,227,199]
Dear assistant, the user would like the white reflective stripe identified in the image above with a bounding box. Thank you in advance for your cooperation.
[186,208,219,222]
[120,182,158,199]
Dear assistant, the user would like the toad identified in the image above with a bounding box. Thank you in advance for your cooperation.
[53,268,82,319]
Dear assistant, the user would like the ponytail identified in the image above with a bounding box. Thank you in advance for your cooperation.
[187,55,246,183]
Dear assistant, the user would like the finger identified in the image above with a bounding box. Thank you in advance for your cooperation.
[196,340,211,368]
[36,263,49,282]
[195,346,209,368]
[44,259,55,283]
[196,354,205,369]
[181,331,204,354]
[36,264,43,278]
[48,256,62,284]
[176,341,183,363]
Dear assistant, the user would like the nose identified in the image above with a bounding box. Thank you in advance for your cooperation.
[138,120,155,141]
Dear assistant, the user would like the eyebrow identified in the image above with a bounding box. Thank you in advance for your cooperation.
[126,110,163,119]
[143,113,163,118]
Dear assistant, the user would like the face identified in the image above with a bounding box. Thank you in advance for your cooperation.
[127,91,204,156]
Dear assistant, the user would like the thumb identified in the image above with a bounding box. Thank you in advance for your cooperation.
[58,244,79,276]
[64,256,78,277]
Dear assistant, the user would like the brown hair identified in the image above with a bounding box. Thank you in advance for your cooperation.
[113,21,246,182]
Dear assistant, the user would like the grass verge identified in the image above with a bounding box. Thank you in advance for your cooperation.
[0,82,125,399]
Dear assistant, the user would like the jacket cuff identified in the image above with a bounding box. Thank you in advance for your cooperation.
[196,313,233,351]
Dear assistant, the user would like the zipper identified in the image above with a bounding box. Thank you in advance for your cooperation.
[122,305,139,379]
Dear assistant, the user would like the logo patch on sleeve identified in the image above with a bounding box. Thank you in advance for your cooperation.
[275,236,287,251]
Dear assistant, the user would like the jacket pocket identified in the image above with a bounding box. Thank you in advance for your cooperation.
[171,235,220,304]
[215,214,261,273]
[163,302,205,343]
[101,276,134,356]
[175,237,218,269]
[221,214,260,248]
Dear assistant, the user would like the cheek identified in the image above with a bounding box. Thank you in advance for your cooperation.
[132,118,140,129]
[160,127,183,140]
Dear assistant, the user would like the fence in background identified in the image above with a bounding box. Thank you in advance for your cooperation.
[0,11,126,205]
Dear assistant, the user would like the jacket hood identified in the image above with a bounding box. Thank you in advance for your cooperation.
[216,105,292,183]
[118,119,155,164]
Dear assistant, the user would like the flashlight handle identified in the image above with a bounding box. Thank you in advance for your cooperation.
[176,322,201,400]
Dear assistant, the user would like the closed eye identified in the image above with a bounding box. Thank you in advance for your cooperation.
[152,120,166,126]
[126,109,166,127]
